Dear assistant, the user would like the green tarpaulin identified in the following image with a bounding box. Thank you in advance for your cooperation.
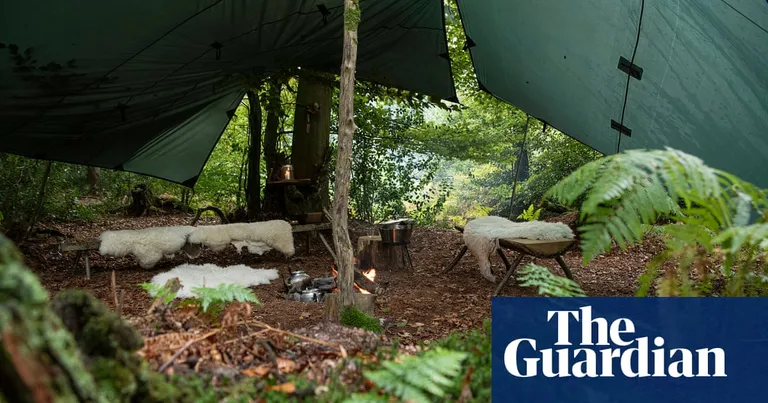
[457,0,768,187]
[0,0,455,186]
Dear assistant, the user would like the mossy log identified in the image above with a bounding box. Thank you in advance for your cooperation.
[0,233,179,403]
[323,293,376,322]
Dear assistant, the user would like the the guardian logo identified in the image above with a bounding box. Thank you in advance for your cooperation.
[504,306,727,378]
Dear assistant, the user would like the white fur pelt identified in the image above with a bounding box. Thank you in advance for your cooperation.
[150,263,279,298]
[463,216,574,283]
[99,226,194,269]
[187,220,295,256]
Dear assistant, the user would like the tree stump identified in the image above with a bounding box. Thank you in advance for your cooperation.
[357,235,406,270]
[323,293,376,322]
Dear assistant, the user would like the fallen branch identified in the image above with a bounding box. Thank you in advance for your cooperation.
[111,270,119,311]
[157,329,220,373]
[244,319,341,350]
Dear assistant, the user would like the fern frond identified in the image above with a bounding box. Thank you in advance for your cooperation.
[191,283,261,312]
[546,148,748,264]
[361,348,467,403]
[713,223,768,254]
[517,264,586,297]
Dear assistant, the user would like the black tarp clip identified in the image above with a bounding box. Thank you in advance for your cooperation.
[317,4,330,25]
[610,119,632,137]
[618,56,643,80]
[117,103,127,122]
[211,42,223,60]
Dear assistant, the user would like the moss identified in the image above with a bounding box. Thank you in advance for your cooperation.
[91,358,137,402]
[340,306,382,333]
[343,6,361,31]
[51,289,143,357]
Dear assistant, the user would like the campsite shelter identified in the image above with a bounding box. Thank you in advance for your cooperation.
[1,0,767,187]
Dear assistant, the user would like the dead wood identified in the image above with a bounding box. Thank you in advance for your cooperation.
[146,277,182,315]
[330,0,361,316]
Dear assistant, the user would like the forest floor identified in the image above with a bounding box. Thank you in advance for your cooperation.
[19,212,664,346]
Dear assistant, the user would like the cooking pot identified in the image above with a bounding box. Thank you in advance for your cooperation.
[300,288,322,302]
[377,218,415,245]
[288,271,311,290]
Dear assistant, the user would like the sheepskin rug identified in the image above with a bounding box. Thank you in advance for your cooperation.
[187,221,295,256]
[463,216,575,283]
[150,263,279,298]
[99,226,195,269]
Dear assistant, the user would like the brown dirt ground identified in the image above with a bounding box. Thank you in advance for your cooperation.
[19,213,665,345]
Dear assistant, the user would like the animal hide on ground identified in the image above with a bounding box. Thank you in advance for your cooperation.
[187,221,295,257]
[463,216,574,283]
[99,226,195,269]
[150,264,279,298]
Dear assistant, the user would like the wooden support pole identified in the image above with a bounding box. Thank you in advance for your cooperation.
[85,254,90,280]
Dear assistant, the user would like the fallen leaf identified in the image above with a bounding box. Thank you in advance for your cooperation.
[267,382,296,394]
[414,322,425,327]
[241,364,271,377]
[339,344,348,358]
[276,357,297,373]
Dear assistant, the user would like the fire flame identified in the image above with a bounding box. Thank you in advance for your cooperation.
[330,265,376,294]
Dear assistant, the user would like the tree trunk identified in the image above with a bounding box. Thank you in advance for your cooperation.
[86,166,100,195]
[323,293,376,321]
[262,79,290,217]
[291,72,332,213]
[330,0,361,315]
[246,90,263,219]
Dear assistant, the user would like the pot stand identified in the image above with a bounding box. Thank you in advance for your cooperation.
[442,225,576,296]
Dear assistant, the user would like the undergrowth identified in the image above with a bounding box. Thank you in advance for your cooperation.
[339,305,382,333]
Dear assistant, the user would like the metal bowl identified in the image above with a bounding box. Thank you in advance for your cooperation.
[377,218,415,244]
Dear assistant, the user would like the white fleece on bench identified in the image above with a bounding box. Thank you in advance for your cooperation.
[98,220,295,269]
[187,221,295,256]
[99,226,195,269]
[463,216,574,283]
[150,263,279,298]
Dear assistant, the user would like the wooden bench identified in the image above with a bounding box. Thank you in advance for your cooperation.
[59,222,333,279]
[442,225,577,296]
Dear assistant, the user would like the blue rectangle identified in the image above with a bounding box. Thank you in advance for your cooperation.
[492,297,768,402]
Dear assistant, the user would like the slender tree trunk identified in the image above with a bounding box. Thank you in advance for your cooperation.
[27,161,52,238]
[262,79,289,216]
[332,0,361,314]
[246,90,263,219]
[508,115,531,220]
[86,166,100,195]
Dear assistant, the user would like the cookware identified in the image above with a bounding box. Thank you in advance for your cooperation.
[377,218,415,245]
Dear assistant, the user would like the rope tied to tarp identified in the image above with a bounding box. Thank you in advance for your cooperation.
[616,0,646,153]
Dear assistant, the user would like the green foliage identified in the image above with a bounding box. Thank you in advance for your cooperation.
[346,348,467,403]
[547,147,768,296]
[517,204,542,221]
[139,282,177,305]
[429,319,491,402]
[517,264,587,297]
[339,305,382,333]
[191,283,261,313]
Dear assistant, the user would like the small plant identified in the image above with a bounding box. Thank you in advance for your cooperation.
[517,203,542,221]
[346,348,467,403]
[140,282,177,305]
[191,283,261,313]
[339,306,382,333]
[517,264,586,297]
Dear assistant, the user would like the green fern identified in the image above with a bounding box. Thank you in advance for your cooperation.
[190,283,261,313]
[345,348,467,403]
[546,148,766,264]
[517,204,542,221]
[517,264,586,297]
[545,147,768,296]
[139,282,177,305]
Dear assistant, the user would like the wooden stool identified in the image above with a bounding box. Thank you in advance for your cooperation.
[442,226,576,296]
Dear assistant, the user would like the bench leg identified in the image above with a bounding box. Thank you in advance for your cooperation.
[493,253,525,297]
[555,255,574,280]
[85,254,91,280]
[496,248,513,270]
[442,245,468,274]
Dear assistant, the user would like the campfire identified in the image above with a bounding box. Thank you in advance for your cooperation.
[331,266,376,294]
[283,262,380,303]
